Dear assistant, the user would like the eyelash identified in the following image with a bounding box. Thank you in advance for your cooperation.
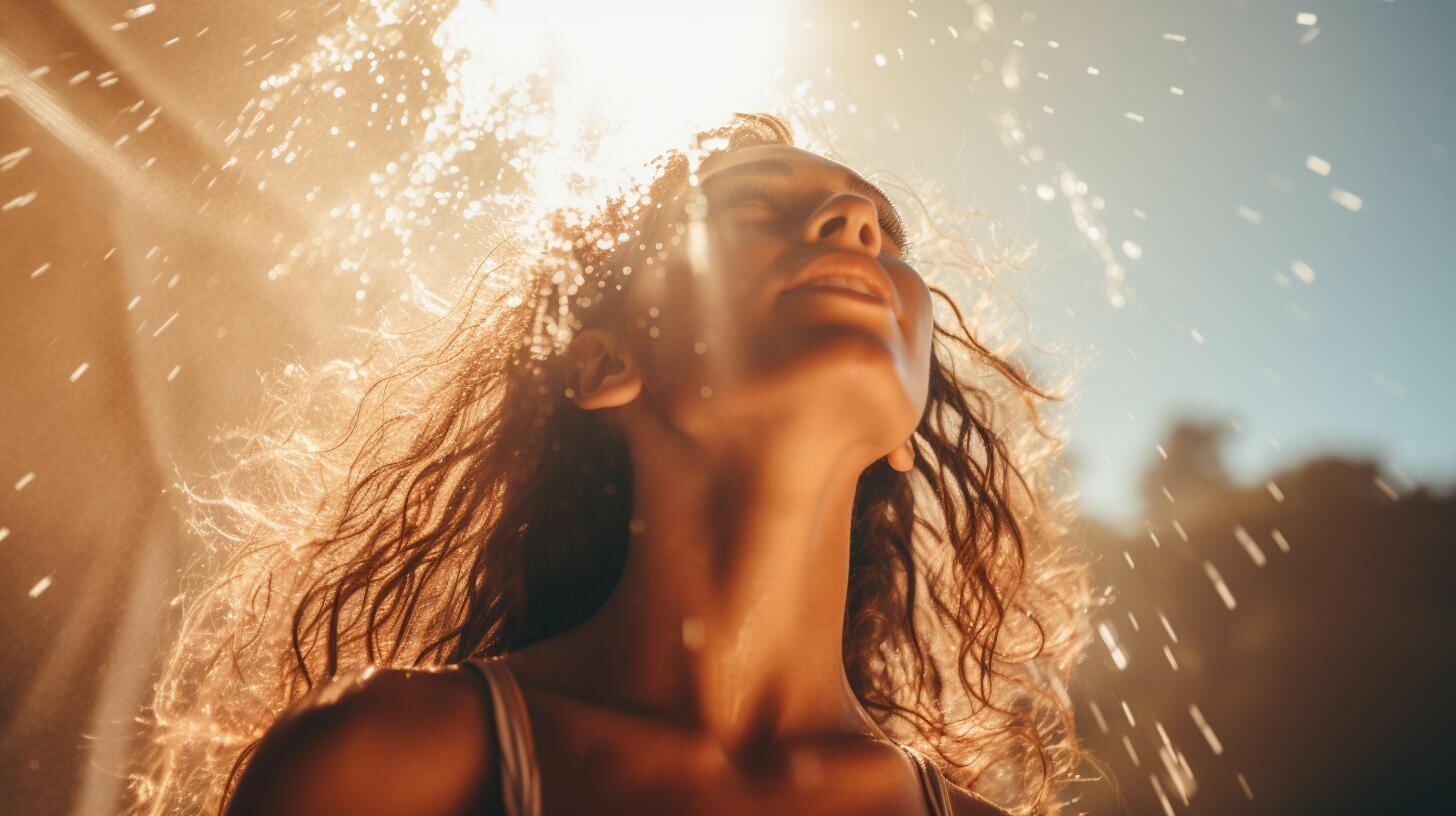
[722,185,910,252]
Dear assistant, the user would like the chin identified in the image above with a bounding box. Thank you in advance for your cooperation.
[649,313,926,444]
[704,325,921,437]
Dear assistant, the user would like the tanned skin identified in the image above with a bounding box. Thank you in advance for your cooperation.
[228,145,1009,816]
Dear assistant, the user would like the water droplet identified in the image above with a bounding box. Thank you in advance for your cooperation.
[28,576,52,598]
[1237,772,1255,799]
[1330,187,1363,211]
[1098,623,1129,670]
[1234,526,1267,566]
[1203,561,1237,610]
[1291,259,1316,284]
[1189,704,1224,754]
[3,192,38,210]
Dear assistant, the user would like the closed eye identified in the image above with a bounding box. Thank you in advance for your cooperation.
[719,184,779,210]
[717,184,909,255]
[877,214,908,254]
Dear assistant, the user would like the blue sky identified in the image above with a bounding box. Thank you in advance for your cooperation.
[796,0,1455,525]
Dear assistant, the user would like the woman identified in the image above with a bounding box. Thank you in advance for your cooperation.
[130,114,1089,815]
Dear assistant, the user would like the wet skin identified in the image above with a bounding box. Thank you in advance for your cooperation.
[227,146,1007,816]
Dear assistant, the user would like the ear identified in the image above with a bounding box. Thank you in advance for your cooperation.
[564,329,642,410]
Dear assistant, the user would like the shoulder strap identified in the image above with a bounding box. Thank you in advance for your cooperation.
[899,744,954,816]
[463,657,542,816]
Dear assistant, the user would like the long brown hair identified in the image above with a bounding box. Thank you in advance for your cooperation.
[126,113,1091,814]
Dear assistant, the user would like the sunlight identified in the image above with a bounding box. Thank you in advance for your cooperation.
[434,0,790,219]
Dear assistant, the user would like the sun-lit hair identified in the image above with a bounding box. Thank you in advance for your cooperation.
[125,113,1091,815]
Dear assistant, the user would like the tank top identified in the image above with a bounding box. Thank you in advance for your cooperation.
[461,656,954,816]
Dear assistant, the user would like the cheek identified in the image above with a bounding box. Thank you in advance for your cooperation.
[708,220,784,296]
[681,222,788,350]
[634,218,779,311]
[618,229,772,387]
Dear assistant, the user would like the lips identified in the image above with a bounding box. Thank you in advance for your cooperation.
[778,251,898,314]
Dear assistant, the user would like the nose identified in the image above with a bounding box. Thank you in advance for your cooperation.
[800,192,883,257]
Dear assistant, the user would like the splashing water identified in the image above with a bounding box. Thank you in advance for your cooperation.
[3,3,1452,816]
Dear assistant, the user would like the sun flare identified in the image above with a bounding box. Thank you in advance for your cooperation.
[434,0,791,220]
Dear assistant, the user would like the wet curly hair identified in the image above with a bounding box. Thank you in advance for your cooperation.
[126,112,1091,815]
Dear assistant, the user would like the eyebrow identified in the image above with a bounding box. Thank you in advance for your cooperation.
[700,159,909,251]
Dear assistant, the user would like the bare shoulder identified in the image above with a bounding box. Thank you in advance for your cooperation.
[226,665,499,816]
[947,783,1014,816]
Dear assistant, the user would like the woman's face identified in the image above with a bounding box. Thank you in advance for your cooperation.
[620,144,934,463]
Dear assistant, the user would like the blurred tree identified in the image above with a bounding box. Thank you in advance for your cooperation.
[1137,419,1233,522]
[1070,417,1456,816]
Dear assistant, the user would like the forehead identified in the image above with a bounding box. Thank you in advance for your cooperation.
[699,144,852,180]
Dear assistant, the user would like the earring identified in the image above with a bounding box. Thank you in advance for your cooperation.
[887,439,915,473]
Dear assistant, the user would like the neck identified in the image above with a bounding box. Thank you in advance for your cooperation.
[524,413,883,756]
